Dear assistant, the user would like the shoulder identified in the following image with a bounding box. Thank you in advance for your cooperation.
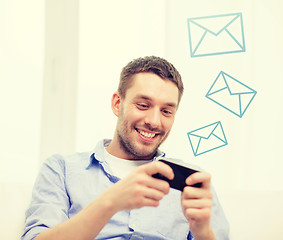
[42,151,93,174]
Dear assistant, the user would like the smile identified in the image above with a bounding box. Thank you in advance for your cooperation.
[136,129,156,139]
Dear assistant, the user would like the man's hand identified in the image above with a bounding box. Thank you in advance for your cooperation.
[181,172,215,240]
[35,161,174,240]
[102,161,174,212]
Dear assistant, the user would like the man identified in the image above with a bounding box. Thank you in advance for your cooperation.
[22,56,229,240]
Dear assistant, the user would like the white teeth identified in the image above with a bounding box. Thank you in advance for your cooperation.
[138,130,155,138]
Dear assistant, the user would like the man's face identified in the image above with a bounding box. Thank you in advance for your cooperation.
[115,72,179,160]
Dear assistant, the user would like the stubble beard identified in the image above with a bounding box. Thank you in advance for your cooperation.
[117,119,166,160]
[117,129,157,160]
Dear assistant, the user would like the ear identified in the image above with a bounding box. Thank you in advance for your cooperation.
[111,92,121,117]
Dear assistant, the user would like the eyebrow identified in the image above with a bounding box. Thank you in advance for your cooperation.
[134,95,178,108]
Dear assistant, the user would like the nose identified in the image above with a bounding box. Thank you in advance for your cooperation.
[144,107,161,130]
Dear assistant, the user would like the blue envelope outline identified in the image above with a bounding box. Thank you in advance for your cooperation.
[187,12,246,57]
[206,71,257,118]
[187,121,228,157]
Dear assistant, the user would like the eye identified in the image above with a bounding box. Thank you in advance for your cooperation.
[136,103,149,110]
[162,109,173,117]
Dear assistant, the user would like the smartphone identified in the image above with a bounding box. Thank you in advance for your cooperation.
[152,158,202,191]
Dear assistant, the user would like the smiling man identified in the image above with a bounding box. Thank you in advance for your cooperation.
[22,56,229,240]
[107,72,179,160]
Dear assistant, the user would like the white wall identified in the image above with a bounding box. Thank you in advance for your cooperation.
[76,0,283,239]
[0,0,44,184]
[76,0,167,151]
[1,0,283,239]
[163,0,283,193]
[0,0,44,239]
[77,0,283,192]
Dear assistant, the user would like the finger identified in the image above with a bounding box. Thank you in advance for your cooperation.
[185,207,211,221]
[131,185,165,208]
[182,198,212,209]
[143,185,166,201]
[144,161,174,180]
[138,197,160,208]
[130,194,161,209]
[186,172,211,189]
[182,186,213,200]
[131,169,170,195]
[144,171,171,195]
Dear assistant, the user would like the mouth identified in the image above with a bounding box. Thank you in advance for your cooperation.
[136,128,159,142]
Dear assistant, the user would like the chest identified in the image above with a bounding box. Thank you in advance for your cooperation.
[64,164,189,239]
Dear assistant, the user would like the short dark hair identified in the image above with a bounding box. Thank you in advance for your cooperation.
[118,56,184,103]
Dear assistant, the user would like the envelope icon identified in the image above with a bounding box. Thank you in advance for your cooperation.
[187,121,228,157]
[187,13,246,57]
[206,71,257,118]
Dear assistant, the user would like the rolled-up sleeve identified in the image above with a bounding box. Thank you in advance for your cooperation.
[21,155,70,240]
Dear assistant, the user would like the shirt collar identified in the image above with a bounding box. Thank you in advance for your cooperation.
[84,139,165,169]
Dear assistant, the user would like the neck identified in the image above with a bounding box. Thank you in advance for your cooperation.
[105,134,131,160]
[106,134,156,161]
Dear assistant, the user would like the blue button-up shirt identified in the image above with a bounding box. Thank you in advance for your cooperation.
[21,139,229,240]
